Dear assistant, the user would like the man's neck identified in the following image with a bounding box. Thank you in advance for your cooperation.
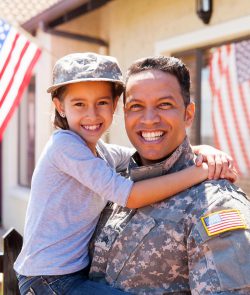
[129,137,194,182]
[140,150,176,166]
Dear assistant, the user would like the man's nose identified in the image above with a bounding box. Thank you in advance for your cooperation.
[141,108,160,125]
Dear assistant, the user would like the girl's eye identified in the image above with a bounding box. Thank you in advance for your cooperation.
[98,100,109,106]
[75,102,84,107]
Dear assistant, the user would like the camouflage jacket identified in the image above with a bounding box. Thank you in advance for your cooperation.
[89,138,250,295]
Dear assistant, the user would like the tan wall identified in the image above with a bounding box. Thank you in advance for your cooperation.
[105,0,250,69]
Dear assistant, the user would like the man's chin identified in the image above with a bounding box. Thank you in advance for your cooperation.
[139,152,169,165]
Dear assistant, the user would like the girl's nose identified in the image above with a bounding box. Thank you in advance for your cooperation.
[85,105,97,119]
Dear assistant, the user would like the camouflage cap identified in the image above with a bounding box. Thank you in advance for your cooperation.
[47,52,124,93]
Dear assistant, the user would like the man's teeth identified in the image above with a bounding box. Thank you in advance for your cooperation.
[83,124,101,130]
[141,131,164,141]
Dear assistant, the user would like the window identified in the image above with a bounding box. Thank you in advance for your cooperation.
[18,76,35,187]
[174,37,250,194]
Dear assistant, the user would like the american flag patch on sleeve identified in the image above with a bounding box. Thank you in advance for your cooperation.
[201,209,247,237]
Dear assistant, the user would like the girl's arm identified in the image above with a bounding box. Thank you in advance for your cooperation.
[126,163,208,208]
[126,163,236,209]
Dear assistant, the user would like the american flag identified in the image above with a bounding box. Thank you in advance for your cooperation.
[0,18,41,141]
[209,40,250,175]
[201,209,247,236]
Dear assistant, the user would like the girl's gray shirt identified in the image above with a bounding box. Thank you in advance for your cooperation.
[14,130,134,276]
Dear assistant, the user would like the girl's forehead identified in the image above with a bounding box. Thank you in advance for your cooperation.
[63,81,114,101]
[65,81,113,93]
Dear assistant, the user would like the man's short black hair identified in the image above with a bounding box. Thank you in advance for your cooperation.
[125,56,191,107]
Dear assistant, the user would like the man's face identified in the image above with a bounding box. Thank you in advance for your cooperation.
[124,69,195,165]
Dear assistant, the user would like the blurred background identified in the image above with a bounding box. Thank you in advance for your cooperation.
[0,0,249,233]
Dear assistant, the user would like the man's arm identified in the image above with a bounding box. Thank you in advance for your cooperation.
[187,181,250,294]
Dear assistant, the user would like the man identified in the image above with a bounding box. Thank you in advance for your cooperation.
[89,56,250,294]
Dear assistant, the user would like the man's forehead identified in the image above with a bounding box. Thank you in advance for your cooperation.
[125,69,182,100]
[127,69,168,83]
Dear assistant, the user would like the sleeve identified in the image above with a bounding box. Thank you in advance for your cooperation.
[49,132,133,207]
[187,182,250,294]
[100,142,135,172]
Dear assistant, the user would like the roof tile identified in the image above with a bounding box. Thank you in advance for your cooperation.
[0,0,62,25]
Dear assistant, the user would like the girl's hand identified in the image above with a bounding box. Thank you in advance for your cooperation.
[193,145,238,182]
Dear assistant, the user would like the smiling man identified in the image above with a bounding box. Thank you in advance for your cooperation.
[89,56,250,294]
[124,64,194,165]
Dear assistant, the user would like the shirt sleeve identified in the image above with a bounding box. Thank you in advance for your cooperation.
[187,181,250,294]
[98,141,135,172]
[49,131,133,207]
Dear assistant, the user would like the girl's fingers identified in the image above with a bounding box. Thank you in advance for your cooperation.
[206,155,216,179]
[195,154,203,167]
[213,155,223,179]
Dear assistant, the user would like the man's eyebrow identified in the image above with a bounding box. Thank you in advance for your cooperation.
[158,96,175,100]
[125,98,143,103]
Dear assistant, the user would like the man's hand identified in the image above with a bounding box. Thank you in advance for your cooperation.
[193,145,238,182]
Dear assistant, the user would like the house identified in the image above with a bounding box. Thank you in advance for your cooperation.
[1,0,250,233]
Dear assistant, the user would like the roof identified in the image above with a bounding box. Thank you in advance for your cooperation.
[0,0,62,25]
[0,0,110,33]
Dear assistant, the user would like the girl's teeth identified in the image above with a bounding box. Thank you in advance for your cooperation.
[141,131,164,141]
[83,124,101,130]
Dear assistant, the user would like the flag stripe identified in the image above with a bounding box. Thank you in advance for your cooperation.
[208,222,244,233]
[0,47,41,140]
[224,47,250,169]
[0,34,28,101]
[0,43,40,124]
[209,49,241,172]
[0,33,19,79]
[229,46,250,169]
[202,209,247,236]
[209,41,250,175]
[0,40,29,109]
[0,18,41,140]
[0,27,17,71]
[239,84,250,130]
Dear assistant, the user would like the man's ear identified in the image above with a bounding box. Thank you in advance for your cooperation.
[53,97,64,114]
[184,102,195,127]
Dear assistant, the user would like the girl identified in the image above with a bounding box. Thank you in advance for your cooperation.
[14,52,236,295]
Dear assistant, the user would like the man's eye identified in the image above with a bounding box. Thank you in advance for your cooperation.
[159,102,172,109]
[130,104,143,110]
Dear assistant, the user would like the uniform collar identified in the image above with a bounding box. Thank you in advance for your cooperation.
[128,137,194,182]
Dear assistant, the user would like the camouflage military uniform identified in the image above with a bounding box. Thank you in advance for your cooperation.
[89,138,250,295]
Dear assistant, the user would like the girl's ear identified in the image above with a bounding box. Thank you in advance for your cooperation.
[184,102,195,127]
[53,97,64,114]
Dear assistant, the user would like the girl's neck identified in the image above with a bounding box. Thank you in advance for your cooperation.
[87,143,98,156]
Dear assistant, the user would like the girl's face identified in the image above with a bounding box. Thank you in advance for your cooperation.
[53,81,118,153]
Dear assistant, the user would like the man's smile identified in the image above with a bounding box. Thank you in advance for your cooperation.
[139,130,165,142]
